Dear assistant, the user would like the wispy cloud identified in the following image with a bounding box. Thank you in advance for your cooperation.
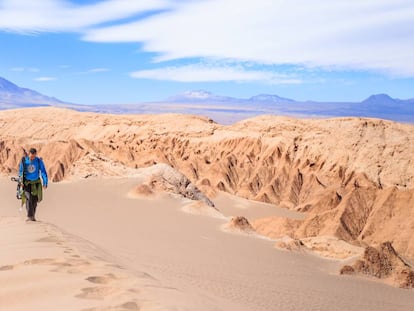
[11,67,39,72]
[0,0,172,32]
[84,0,414,77]
[87,68,110,73]
[76,68,111,74]
[131,63,301,84]
[34,76,56,81]
[1,0,414,77]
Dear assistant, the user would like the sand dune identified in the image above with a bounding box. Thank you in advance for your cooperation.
[1,177,414,311]
[0,217,218,311]
[1,107,414,288]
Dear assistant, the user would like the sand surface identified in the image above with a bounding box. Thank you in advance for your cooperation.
[1,176,414,311]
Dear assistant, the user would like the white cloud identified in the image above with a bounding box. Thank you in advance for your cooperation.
[1,0,414,77]
[84,0,414,76]
[0,0,172,32]
[87,68,110,73]
[130,64,301,84]
[34,76,56,81]
[77,68,111,74]
[10,67,24,72]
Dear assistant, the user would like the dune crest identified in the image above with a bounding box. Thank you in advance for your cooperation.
[0,217,215,311]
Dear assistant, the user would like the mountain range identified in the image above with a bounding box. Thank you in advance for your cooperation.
[166,90,297,104]
[0,77,67,108]
[0,76,413,124]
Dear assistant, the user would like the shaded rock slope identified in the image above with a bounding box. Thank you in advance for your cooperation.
[341,242,414,288]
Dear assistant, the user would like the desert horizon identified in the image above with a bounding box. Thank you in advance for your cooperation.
[1,75,414,125]
[1,106,413,310]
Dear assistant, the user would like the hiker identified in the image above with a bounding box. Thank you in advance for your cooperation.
[18,148,48,221]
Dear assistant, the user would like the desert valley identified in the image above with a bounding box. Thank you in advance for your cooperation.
[0,107,413,310]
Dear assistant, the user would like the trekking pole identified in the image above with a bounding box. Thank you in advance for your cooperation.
[18,147,28,212]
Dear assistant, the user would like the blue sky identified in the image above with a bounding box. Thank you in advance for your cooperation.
[0,0,413,105]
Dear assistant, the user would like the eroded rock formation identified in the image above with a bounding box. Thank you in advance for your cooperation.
[1,107,413,262]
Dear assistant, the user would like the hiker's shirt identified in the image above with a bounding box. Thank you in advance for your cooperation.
[19,156,48,188]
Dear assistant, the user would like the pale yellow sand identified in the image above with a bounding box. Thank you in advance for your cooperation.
[0,218,220,311]
[0,217,152,311]
[1,176,414,311]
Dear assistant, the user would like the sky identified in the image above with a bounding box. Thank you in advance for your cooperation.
[0,0,413,105]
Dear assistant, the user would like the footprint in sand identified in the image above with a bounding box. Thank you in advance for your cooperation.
[24,258,56,265]
[71,258,91,264]
[49,261,89,274]
[36,236,61,243]
[76,286,117,300]
[86,273,118,285]
[0,265,14,271]
[64,247,75,253]
[51,262,72,268]
[118,301,140,310]
[81,301,140,311]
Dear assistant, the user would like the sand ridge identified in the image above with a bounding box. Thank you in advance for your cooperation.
[0,217,148,311]
[0,217,224,311]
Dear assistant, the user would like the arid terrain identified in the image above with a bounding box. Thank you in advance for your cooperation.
[1,107,414,310]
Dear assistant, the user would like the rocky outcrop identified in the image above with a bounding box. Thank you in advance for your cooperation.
[229,216,255,231]
[275,237,306,252]
[252,186,414,261]
[130,163,215,208]
[222,216,256,235]
[274,236,364,259]
[341,242,414,288]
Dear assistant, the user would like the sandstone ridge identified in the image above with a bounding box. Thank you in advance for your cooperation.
[1,107,413,263]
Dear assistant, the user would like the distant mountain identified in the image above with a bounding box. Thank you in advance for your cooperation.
[159,90,414,123]
[165,90,295,104]
[0,76,413,124]
[361,94,397,105]
[249,94,295,103]
[0,77,21,93]
[0,76,68,108]
[357,93,414,117]
[165,90,242,103]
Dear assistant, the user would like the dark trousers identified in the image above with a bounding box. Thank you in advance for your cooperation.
[24,184,38,218]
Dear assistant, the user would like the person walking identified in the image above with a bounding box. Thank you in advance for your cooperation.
[19,148,48,221]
